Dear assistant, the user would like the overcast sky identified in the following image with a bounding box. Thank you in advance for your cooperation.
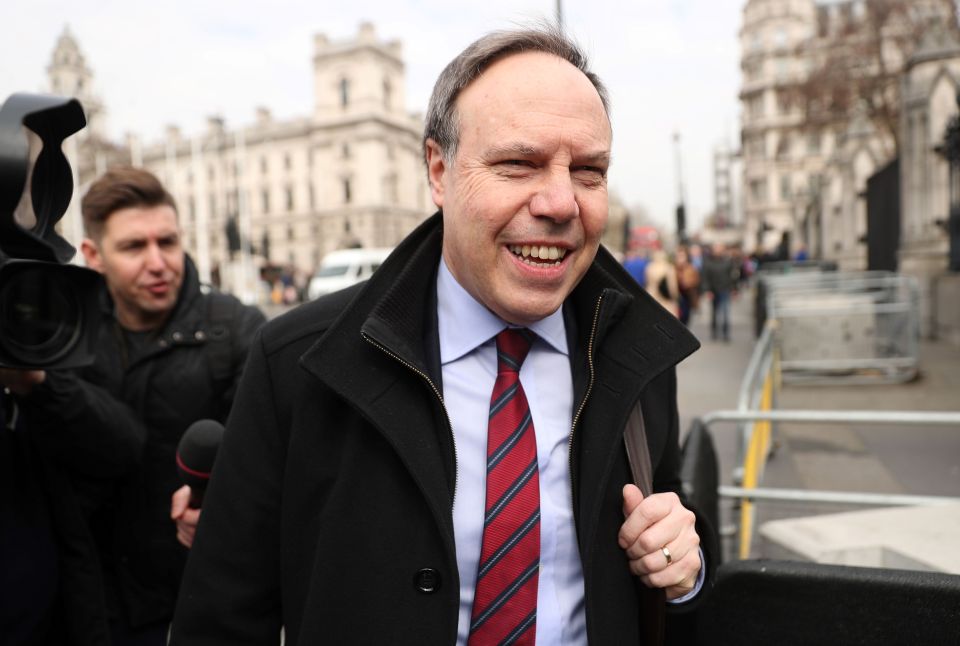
[2,0,743,231]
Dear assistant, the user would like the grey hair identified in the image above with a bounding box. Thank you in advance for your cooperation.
[423,24,610,165]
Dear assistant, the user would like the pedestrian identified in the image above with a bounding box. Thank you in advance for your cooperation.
[675,247,701,326]
[645,249,681,317]
[171,26,712,645]
[623,248,650,288]
[701,242,739,341]
[0,167,265,644]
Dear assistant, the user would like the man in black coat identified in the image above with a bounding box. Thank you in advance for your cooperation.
[172,26,709,645]
[0,167,265,645]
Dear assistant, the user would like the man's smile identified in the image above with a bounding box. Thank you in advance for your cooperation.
[508,244,569,266]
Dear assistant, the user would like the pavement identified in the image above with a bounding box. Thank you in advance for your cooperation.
[675,284,960,567]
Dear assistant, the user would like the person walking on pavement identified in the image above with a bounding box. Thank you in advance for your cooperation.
[645,249,680,317]
[701,242,738,341]
[674,247,700,326]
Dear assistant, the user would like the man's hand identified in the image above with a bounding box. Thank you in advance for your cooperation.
[619,484,701,600]
[171,485,201,548]
[0,368,46,396]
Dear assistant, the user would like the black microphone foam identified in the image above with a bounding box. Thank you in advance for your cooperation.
[176,419,224,509]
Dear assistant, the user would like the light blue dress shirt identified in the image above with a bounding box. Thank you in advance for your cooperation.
[436,258,701,646]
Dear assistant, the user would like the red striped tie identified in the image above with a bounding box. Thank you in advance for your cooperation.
[469,328,540,646]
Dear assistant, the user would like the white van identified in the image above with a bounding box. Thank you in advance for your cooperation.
[306,248,392,300]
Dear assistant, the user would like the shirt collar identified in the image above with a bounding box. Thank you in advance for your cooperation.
[437,257,568,364]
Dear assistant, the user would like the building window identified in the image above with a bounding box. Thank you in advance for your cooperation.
[383,174,398,203]
[780,175,791,200]
[284,154,291,171]
[776,90,792,114]
[773,28,787,49]
[343,178,352,204]
[809,174,823,194]
[261,189,270,214]
[776,134,791,159]
[747,135,765,160]
[209,195,217,216]
[285,186,294,212]
[308,183,315,209]
[260,157,268,174]
[188,197,196,222]
[341,143,351,160]
[749,179,768,204]
[340,78,350,108]
[383,78,392,110]
[287,225,294,241]
[208,165,215,181]
[807,130,821,154]
[774,58,788,81]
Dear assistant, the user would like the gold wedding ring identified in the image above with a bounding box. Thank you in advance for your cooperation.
[660,545,672,565]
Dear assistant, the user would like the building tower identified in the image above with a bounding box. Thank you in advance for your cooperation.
[46,25,106,142]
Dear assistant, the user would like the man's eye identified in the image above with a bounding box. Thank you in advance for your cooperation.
[573,166,606,177]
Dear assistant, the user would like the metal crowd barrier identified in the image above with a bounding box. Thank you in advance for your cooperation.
[708,316,960,560]
[760,271,920,384]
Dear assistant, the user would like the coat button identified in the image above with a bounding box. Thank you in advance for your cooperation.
[414,568,441,593]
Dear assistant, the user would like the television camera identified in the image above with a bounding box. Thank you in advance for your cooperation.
[0,93,102,369]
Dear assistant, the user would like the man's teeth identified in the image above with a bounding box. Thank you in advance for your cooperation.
[509,244,567,265]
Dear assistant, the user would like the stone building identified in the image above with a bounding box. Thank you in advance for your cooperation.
[738,0,952,267]
[48,23,432,294]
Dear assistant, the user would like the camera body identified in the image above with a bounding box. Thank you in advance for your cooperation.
[0,93,103,369]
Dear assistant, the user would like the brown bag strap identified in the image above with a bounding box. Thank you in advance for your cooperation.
[623,403,666,645]
[623,404,654,497]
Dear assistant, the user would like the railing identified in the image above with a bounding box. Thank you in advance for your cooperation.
[762,271,920,384]
[715,307,960,558]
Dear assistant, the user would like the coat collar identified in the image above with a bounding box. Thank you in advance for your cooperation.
[299,211,699,542]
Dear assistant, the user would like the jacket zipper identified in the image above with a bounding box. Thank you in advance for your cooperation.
[569,293,605,509]
[361,333,458,501]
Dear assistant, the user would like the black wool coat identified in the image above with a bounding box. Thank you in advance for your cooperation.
[171,213,706,645]
[13,256,265,643]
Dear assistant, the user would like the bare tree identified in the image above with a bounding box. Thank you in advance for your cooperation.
[794,0,959,158]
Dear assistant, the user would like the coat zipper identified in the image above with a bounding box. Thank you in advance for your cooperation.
[569,293,605,511]
[361,333,458,501]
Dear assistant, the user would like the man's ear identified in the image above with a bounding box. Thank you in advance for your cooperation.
[424,138,447,209]
[80,238,104,273]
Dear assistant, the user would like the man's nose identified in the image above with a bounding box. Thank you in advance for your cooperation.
[144,244,166,271]
[529,169,579,222]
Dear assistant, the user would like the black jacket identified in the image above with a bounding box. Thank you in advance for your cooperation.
[171,213,705,645]
[12,256,265,643]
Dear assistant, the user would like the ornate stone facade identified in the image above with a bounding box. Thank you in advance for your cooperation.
[48,23,432,293]
[738,0,951,268]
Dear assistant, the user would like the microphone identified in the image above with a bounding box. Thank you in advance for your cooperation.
[176,419,224,509]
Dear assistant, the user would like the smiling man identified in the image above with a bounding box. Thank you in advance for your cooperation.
[172,26,709,646]
[0,167,265,644]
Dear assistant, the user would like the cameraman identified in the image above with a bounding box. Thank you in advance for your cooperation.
[0,167,265,645]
